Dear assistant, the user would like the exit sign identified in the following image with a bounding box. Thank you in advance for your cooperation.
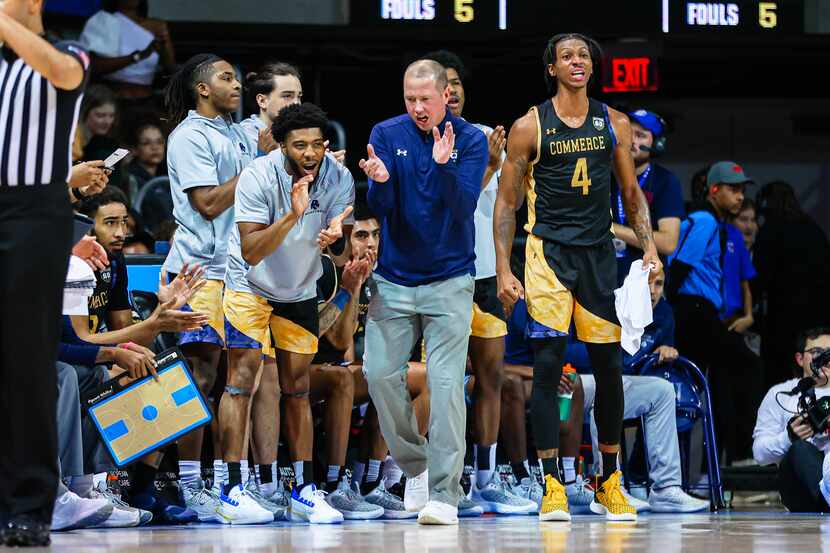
[602,55,659,93]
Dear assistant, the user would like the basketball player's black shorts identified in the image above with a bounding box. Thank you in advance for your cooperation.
[524,234,621,343]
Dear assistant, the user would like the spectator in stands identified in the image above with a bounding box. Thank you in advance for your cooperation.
[729,198,759,253]
[753,327,830,512]
[668,161,763,464]
[754,181,830,391]
[77,84,129,194]
[127,121,167,189]
[720,202,757,329]
[611,109,684,283]
[79,0,176,104]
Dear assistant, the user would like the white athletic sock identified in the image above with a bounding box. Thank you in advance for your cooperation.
[475,443,497,489]
[327,465,341,484]
[293,461,305,486]
[92,472,107,490]
[383,455,403,487]
[212,459,225,491]
[240,459,250,484]
[524,460,532,478]
[562,457,576,484]
[366,459,382,484]
[353,462,366,485]
[179,461,201,488]
[261,462,279,497]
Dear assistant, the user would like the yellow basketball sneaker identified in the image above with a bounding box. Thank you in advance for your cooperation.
[590,471,637,521]
[539,475,570,522]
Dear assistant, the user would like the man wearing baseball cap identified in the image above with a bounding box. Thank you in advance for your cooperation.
[611,109,684,284]
[667,161,763,463]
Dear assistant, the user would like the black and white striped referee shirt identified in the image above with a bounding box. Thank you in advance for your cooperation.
[0,40,90,189]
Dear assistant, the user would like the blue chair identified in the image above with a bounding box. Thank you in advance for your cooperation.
[635,353,726,510]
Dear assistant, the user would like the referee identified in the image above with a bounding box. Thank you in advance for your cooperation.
[0,2,90,546]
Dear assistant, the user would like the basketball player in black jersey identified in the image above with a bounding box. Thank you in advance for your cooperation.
[494,34,661,522]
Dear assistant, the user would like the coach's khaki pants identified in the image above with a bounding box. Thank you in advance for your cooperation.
[364,273,474,507]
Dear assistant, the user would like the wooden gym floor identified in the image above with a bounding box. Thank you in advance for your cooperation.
[36,510,830,553]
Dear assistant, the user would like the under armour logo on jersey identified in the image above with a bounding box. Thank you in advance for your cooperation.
[396,149,408,156]
[592,117,605,131]
[545,128,557,136]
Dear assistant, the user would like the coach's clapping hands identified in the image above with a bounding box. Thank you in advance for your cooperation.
[432,121,455,164]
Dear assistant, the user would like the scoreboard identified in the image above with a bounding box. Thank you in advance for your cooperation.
[663,0,805,34]
[352,0,810,36]
[360,0,509,31]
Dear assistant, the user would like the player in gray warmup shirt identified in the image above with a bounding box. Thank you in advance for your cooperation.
[223,103,354,524]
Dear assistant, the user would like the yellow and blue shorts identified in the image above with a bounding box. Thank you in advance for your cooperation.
[470,276,508,339]
[223,288,318,355]
[524,234,621,344]
[178,279,225,347]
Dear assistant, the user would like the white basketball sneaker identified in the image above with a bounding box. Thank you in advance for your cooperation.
[217,483,273,525]
[290,484,344,524]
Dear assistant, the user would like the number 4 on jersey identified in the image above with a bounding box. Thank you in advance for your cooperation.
[571,157,591,195]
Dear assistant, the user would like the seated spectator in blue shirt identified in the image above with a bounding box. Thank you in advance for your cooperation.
[621,268,679,371]
[667,161,763,464]
[720,221,757,333]
[611,109,685,284]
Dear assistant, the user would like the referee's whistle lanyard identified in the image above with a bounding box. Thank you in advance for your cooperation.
[614,164,650,258]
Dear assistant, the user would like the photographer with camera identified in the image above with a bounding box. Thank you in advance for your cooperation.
[753,327,830,512]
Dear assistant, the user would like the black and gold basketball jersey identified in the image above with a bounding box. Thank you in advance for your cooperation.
[524,98,615,246]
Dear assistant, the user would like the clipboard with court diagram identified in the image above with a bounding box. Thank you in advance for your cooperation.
[87,348,212,467]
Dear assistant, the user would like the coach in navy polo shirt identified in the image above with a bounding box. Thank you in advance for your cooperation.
[611,109,684,283]
[359,59,487,525]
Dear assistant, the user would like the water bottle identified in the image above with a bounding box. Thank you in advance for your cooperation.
[558,363,577,422]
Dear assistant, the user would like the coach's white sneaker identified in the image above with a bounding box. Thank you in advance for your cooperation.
[417,500,458,525]
[648,486,709,513]
[218,484,273,525]
[290,484,344,524]
[404,470,429,512]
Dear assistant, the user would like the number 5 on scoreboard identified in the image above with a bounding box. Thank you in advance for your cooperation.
[571,157,591,195]
[455,0,474,23]
[759,2,777,29]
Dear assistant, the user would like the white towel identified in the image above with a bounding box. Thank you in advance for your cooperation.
[63,256,97,316]
[614,260,653,355]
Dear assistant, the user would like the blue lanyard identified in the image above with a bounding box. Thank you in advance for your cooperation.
[617,164,651,226]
